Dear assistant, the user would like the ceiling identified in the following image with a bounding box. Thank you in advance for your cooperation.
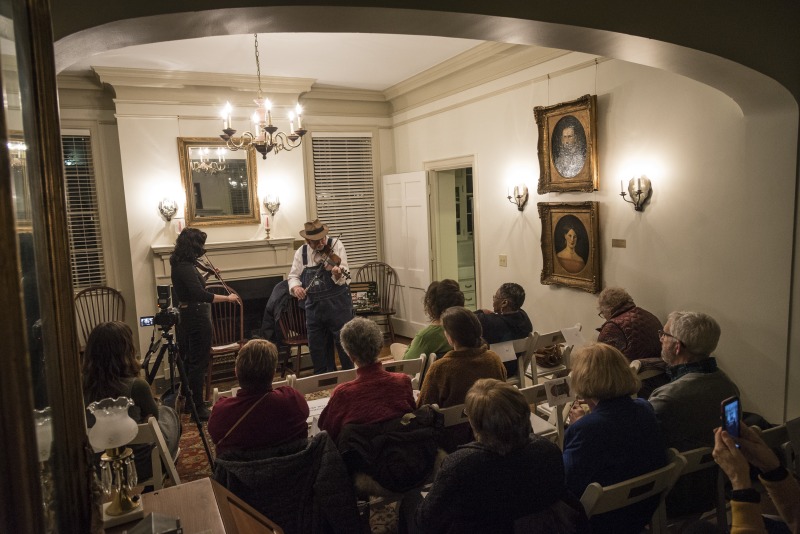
[65,33,486,92]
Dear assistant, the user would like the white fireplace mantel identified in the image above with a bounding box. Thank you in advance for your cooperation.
[151,237,296,286]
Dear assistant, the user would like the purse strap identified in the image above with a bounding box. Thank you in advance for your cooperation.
[216,390,271,447]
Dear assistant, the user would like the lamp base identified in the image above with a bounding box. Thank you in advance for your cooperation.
[103,500,145,528]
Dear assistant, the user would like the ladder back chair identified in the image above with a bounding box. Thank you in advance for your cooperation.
[353,262,399,342]
[276,296,310,377]
[74,285,125,350]
[206,284,245,400]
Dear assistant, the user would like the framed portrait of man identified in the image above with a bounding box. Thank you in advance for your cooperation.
[538,201,601,293]
[534,94,599,194]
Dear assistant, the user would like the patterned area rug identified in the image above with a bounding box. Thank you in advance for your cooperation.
[173,403,400,532]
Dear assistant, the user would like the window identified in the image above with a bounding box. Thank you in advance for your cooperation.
[62,134,106,289]
[311,134,378,267]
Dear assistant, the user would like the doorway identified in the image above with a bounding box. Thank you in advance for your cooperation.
[430,166,477,310]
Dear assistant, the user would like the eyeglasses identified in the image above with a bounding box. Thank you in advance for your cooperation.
[597,311,605,318]
[658,329,679,342]
[461,409,469,419]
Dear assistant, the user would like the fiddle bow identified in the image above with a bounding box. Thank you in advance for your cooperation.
[196,255,237,296]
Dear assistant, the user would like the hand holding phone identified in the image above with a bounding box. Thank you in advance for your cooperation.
[721,396,741,446]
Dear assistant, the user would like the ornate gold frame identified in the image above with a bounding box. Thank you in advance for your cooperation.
[538,201,601,293]
[177,137,259,227]
[534,94,599,194]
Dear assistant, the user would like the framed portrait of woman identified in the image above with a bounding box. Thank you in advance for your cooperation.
[534,94,599,194]
[538,201,601,293]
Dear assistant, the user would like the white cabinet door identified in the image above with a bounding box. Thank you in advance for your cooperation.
[382,171,430,338]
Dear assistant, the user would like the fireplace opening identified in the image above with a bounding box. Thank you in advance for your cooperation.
[226,276,283,338]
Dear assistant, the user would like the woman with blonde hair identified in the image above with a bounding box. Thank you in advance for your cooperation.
[564,342,667,534]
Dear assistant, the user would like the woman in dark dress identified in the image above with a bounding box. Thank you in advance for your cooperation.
[170,228,239,419]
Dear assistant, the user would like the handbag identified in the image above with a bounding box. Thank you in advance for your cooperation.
[535,344,564,368]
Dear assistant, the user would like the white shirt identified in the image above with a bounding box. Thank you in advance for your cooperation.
[287,239,350,293]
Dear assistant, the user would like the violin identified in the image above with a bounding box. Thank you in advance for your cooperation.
[318,243,351,280]
[196,257,237,295]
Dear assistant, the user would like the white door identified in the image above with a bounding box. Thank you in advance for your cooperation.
[382,171,430,338]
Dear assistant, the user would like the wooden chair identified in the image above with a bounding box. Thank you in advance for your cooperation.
[205,284,245,400]
[129,416,181,490]
[383,354,426,389]
[276,296,310,377]
[74,285,125,350]
[580,449,687,534]
[490,334,535,389]
[353,262,399,342]
[666,447,728,531]
[287,368,357,395]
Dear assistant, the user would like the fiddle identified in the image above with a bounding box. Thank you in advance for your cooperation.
[196,256,237,296]
[318,243,351,280]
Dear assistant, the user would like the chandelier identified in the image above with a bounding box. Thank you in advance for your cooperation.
[191,147,226,174]
[219,34,307,159]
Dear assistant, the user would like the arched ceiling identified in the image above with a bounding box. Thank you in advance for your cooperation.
[52,2,798,113]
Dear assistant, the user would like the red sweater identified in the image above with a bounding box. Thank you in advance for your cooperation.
[208,386,309,457]
[318,362,416,442]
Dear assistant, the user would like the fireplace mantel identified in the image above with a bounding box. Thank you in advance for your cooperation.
[151,237,295,286]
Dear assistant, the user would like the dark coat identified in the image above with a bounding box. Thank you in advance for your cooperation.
[257,279,290,343]
[213,432,363,534]
[597,305,662,361]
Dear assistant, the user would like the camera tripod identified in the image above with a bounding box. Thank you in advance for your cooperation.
[143,324,215,469]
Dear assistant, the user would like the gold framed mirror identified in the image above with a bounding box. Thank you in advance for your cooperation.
[177,137,259,226]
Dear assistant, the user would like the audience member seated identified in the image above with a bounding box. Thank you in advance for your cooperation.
[564,342,667,534]
[401,379,585,534]
[648,310,740,516]
[213,430,363,534]
[712,424,800,534]
[319,317,416,443]
[475,282,533,377]
[401,279,464,360]
[417,306,507,451]
[208,339,309,457]
[82,321,180,482]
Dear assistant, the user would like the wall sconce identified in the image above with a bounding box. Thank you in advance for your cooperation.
[158,198,178,221]
[263,195,280,240]
[620,176,652,212]
[507,185,529,211]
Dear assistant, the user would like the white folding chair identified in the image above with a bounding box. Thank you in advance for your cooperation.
[383,354,426,389]
[490,334,535,389]
[525,323,581,384]
[580,449,687,534]
[666,447,728,531]
[389,342,409,360]
[432,403,469,428]
[129,416,181,490]
[287,368,357,395]
[517,384,559,444]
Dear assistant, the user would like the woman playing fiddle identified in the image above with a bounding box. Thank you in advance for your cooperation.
[170,228,240,420]
[287,219,354,374]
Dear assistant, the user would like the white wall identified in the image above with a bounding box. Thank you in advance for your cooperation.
[391,53,799,422]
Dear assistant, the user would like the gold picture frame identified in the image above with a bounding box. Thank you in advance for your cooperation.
[534,94,599,193]
[177,137,259,227]
[538,201,601,293]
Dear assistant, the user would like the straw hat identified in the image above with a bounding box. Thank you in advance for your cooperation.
[299,219,329,240]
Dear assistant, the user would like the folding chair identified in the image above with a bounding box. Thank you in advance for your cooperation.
[129,416,181,490]
[525,323,581,384]
[490,334,535,389]
[212,379,287,405]
[580,449,687,534]
[383,354,426,389]
[287,368,357,395]
[667,447,728,531]
[517,384,560,445]
[519,376,574,449]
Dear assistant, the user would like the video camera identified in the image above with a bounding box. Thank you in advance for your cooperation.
[147,285,180,329]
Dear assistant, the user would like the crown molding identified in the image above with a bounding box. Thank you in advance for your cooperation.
[303,85,386,103]
[56,72,104,91]
[385,44,568,114]
[93,66,315,94]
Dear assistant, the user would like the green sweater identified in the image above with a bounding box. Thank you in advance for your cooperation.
[403,324,452,360]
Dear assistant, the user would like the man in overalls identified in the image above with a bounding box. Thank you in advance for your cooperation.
[288,219,355,374]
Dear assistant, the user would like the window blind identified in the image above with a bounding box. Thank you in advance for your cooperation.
[311,135,378,268]
[62,135,106,289]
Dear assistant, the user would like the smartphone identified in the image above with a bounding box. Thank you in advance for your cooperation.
[721,396,741,442]
[139,316,155,327]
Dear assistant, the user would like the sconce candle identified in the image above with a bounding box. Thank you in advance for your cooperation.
[620,175,653,212]
[507,184,529,211]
